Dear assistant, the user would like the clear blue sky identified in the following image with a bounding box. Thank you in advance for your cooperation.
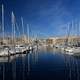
[0,0,80,38]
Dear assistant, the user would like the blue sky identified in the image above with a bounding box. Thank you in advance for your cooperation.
[0,0,80,38]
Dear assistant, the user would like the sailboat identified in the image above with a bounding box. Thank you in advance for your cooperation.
[8,11,17,55]
[10,17,29,54]
[64,21,80,54]
[15,17,29,53]
[0,4,9,56]
[9,12,25,54]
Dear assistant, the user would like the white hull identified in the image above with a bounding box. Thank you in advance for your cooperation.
[65,47,80,54]
[0,48,9,56]
[0,44,34,56]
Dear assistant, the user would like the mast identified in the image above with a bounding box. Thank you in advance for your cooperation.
[76,21,79,46]
[71,21,73,45]
[11,12,16,80]
[21,17,24,36]
[21,17,25,43]
[65,23,70,46]
[2,4,4,45]
[2,4,5,80]
[11,11,16,46]
[77,21,79,36]
[16,23,20,44]
[27,24,29,44]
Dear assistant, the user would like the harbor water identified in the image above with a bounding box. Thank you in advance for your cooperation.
[0,46,80,80]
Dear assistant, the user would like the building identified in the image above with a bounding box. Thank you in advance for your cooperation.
[46,36,80,46]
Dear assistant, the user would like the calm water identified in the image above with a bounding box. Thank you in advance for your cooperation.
[0,46,80,80]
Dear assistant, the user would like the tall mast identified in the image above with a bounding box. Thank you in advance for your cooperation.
[16,23,20,37]
[72,20,73,36]
[77,21,79,36]
[2,5,5,80]
[76,21,79,45]
[27,24,29,44]
[65,23,70,46]
[79,22,80,36]
[21,17,24,36]
[71,21,73,44]
[21,17,25,43]
[2,4,4,45]
[11,11,15,45]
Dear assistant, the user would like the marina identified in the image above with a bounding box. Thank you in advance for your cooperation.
[0,0,80,80]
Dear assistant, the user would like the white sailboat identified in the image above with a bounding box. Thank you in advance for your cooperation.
[11,17,27,54]
[64,21,80,55]
[0,4,9,56]
[9,11,16,55]
[9,11,22,54]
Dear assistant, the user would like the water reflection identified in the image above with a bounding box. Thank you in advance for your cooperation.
[64,54,80,80]
[27,53,30,75]
[0,47,80,80]
[32,48,39,64]
[12,56,16,80]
